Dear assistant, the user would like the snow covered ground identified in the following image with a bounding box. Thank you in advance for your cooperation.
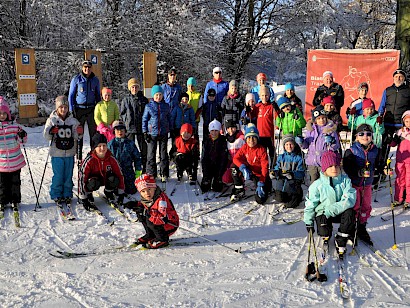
[1,86,410,307]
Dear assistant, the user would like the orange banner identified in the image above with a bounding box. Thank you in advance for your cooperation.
[305,49,400,124]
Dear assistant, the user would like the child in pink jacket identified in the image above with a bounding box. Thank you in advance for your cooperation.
[391,110,410,207]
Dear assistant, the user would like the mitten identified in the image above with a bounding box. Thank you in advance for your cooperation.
[256,181,265,198]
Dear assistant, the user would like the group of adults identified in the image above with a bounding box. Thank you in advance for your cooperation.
[67,59,410,172]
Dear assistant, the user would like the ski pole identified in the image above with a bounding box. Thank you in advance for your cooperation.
[21,142,40,210]
[34,137,54,211]
[351,173,366,255]
[305,231,316,282]
[311,232,327,282]
[167,222,241,253]
[374,145,391,202]
[387,158,398,250]
[349,114,355,146]
[178,217,208,228]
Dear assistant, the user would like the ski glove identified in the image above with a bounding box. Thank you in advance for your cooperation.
[349,107,356,115]
[293,111,299,120]
[135,169,142,179]
[256,181,265,199]
[306,224,315,234]
[144,133,152,143]
[283,172,293,180]
[324,135,334,144]
[278,111,285,119]
[376,116,383,125]
[239,164,252,181]
[117,193,125,205]
[295,136,304,145]
[50,126,59,135]
[17,129,27,139]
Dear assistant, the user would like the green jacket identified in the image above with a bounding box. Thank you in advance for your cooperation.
[347,112,384,148]
[276,108,306,136]
[304,172,356,226]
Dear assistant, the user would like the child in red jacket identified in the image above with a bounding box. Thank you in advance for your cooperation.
[231,123,271,204]
[79,133,125,211]
[170,123,200,184]
[134,174,179,249]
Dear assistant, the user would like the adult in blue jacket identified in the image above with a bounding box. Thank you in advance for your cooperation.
[68,60,101,153]
[162,68,182,112]
[142,85,172,181]
[203,67,229,107]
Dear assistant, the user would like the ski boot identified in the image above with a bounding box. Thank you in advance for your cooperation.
[104,189,116,202]
[357,223,373,246]
[230,186,245,202]
[147,240,169,249]
[161,175,168,183]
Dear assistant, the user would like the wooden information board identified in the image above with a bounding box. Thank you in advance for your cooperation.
[143,52,157,98]
[84,50,102,86]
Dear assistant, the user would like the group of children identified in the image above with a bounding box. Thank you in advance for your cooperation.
[1,70,410,252]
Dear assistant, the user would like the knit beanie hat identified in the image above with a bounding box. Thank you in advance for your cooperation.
[282,134,295,147]
[402,110,410,122]
[229,80,238,88]
[322,71,333,78]
[128,78,140,91]
[356,123,373,134]
[151,85,163,97]
[358,82,369,91]
[101,87,112,95]
[92,133,108,150]
[0,96,11,121]
[179,92,189,101]
[284,83,295,91]
[256,73,267,81]
[245,93,255,104]
[244,123,259,140]
[225,119,237,129]
[321,151,341,172]
[311,105,327,122]
[135,174,157,192]
[209,119,222,132]
[55,96,69,109]
[180,123,193,135]
[213,67,222,74]
[207,88,216,96]
[187,77,197,87]
[393,69,406,79]
[322,96,335,106]
[277,96,291,109]
[112,120,126,130]
[361,98,375,110]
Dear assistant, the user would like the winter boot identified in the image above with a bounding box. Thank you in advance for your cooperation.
[147,240,169,249]
[230,186,245,202]
[104,189,115,202]
[55,198,64,208]
[357,223,373,246]
[135,235,154,246]
[335,233,348,259]
[82,198,96,212]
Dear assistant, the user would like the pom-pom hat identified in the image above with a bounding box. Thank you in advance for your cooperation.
[244,123,259,140]
[135,174,157,192]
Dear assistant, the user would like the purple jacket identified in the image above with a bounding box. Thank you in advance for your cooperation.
[302,120,340,167]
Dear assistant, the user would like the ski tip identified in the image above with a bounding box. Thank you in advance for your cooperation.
[235,247,242,253]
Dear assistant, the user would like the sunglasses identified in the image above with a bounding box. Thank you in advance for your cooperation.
[83,66,91,69]
[169,74,176,76]
[214,72,221,74]
[358,132,372,137]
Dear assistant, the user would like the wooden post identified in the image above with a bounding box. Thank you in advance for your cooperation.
[84,50,102,86]
[143,52,157,98]
[15,48,38,119]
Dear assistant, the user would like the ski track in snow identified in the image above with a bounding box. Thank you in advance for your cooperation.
[1,106,410,306]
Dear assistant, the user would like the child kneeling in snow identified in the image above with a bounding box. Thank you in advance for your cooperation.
[304,151,356,258]
[134,174,179,249]
[272,134,305,208]
[231,123,271,204]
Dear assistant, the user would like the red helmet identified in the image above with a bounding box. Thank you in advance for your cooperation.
[135,174,156,192]
[256,73,267,81]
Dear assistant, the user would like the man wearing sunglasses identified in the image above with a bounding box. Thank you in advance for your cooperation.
[68,60,101,153]
[162,68,182,112]
[203,67,229,108]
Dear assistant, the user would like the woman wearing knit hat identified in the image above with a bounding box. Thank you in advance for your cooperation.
[299,105,340,182]
[231,124,271,203]
[142,85,172,182]
[201,119,228,193]
[221,80,244,130]
[240,93,257,127]
[120,78,148,173]
[313,70,345,113]
[43,95,83,213]
[272,134,305,208]
[78,133,126,211]
[343,123,379,246]
[304,151,356,259]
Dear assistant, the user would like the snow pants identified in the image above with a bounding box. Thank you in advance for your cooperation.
[146,135,169,178]
[50,156,75,200]
[395,161,410,203]
[75,107,96,153]
[139,215,178,242]
[353,184,372,224]
[128,133,147,173]
[259,137,275,170]
[175,152,198,180]
[273,178,303,208]
[0,170,21,205]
